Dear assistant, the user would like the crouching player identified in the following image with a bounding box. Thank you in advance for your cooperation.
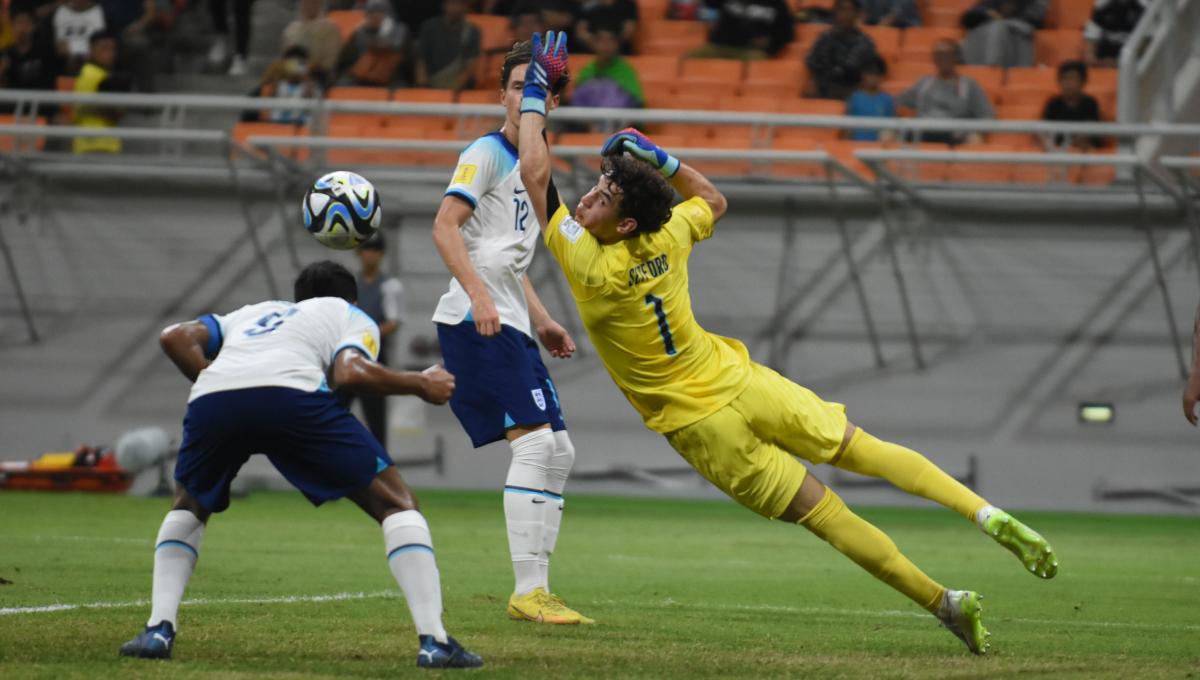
[516,32,1058,655]
[118,261,482,669]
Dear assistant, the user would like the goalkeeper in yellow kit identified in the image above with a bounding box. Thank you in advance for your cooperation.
[517,32,1058,655]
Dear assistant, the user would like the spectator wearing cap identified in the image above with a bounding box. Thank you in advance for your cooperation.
[337,0,407,86]
[806,0,879,99]
[1084,0,1146,67]
[691,0,794,60]
[896,38,993,145]
[1041,60,1103,149]
[414,0,479,91]
[960,0,1046,67]
[281,0,342,85]
[575,0,638,55]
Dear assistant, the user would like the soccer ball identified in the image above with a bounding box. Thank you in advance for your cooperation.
[302,171,382,250]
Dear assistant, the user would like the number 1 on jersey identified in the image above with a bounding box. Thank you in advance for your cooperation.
[645,293,676,356]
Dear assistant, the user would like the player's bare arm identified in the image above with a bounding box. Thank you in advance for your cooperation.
[432,196,501,336]
[523,274,575,359]
[332,349,455,404]
[667,162,728,223]
[159,320,211,383]
[1184,301,1200,425]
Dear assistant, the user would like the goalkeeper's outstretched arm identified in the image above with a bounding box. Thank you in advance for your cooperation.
[668,161,727,223]
[600,128,727,223]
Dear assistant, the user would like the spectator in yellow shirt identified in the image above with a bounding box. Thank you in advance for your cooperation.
[73,31,128,154]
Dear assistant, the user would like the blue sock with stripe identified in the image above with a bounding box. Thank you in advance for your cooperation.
[148,509,204,628]
[383,510,447,643]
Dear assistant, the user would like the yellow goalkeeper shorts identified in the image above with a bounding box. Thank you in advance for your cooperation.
[665,362,849,519]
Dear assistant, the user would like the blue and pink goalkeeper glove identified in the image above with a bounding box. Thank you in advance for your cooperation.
[600,127,680,178]
[521,31,568,117]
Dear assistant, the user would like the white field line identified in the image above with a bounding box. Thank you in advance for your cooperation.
[3,591,1196,634]
[0,590,398,616]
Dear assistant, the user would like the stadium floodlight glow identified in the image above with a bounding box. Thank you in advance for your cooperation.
[1078,402,1115,425]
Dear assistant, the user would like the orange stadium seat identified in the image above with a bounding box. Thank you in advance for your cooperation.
[558,132,609,172]
[325,122,371,167]
[999,89,1053,108]
[680,58,745,89]
[827,140,883,179]
[391,88,455,131]
[475,52,505,93]
[889,60,931,87]
[468,14,513,53]
[1073,147,1118,185]
[637,19,706,55]
[959,65,1004,96]
[638,0,671,21]
[714,96,782,141]
[679,129,756,176]
[1048,0,1093,30]
[628,55,681,95]
[908,141,951,182]
[898,27,964,61]
[946,143,1016,183]
[327,86,389,128]
[768,134,821,178]
[0,115,47,152]
[326,10,364,42]
[231,122,307,161]
[862,25,901,62]
[1035,30,1085,67]
[742,60,807,98]
[457,89,500,105]
[923,0,973,28]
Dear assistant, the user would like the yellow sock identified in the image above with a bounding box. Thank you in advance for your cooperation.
[799,487,945,613]
[835,430,988,523]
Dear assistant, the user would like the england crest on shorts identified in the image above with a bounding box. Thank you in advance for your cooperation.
[531,388,547,410]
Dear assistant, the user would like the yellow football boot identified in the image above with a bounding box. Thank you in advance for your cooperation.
[507,587,593,624]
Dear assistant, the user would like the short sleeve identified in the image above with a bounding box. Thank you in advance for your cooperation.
[665,196,715,246]
[196,314,225,359]
[335,304,382,362]
[543,202,606,293]
[444,139,500,209]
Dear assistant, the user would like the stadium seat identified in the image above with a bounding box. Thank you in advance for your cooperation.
[1048,0,1093,30]
[994,104,1044,149]
[829,140,883,179]
[742,60,807,98]
[717,96,783,141]
[457,89,500,105]
[679,129,756,177]
[998,89,1053,108]
[1073,147,1117,185]
[887,141,950,182]
[328,86,390,128]
[945,143,1016,183]
[1005,67,1058,105]
[324,122,372,167]
[326,10,364,42]
[1034,30,1085,67]
[231,122,305,161]
[899,27,964,62]
[959,65,1004,97]
[636,19,707,55]
[558,132,609,172]
[768,134,821,178]
[779,99,843,141]
[796,22,829,52]
[861,25,901,62]
[467,13,513,53]
[889,60,931,88]
[475,53,506,94]
[638,0,671,21]
[0,115,47,152]
[628,55,681,95]
[391,88,455,131]
[923,2,971,27]
[680,58,745,89]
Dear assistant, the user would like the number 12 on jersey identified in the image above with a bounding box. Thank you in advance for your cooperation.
[645,293,676,356]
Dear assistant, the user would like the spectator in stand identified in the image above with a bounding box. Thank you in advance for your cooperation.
[896,39,993,145]
[541,0,580,48]
[104,0,172,92]
[73,30,129,153]
[337,0,407,87]
[1,9,12,51]
[0,9,62,94]
[1041,60,1103,149]
[960,0,1046,68]
[54,0,105,72]
[1083,0,1146,67]
[394,0,438,37]
[414,0,479,92]
[207,0,254,76]
[575,0,637,54]
[845,55,895,141]
[805,0,878,100]
[509,0,544,43]
[251,45,319,125]
[572,26,641,109]
[691,0,794,60]
[281,0,341,86]
[861,0,920,27]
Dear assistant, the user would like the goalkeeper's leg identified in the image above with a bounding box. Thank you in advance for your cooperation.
[831,424,1057,579]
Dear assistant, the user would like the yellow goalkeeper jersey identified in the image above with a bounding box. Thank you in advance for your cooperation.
[543,195,751,433]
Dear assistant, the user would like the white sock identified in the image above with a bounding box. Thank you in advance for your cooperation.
[505,428,553,596]
[539,430,575,591]
[383,510,447,644]
[148,509,205,628]
[975,504,1000,531]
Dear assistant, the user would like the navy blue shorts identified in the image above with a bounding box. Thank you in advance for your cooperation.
[436,321,567,448]
[174,386,392,513]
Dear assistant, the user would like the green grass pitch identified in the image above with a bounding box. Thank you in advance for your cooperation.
[1,489,1197,678]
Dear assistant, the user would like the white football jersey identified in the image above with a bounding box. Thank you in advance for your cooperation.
[433,132,539,337]
[189,297,381,402]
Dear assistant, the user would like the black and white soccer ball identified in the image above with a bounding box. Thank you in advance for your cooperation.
[302,171,382,250]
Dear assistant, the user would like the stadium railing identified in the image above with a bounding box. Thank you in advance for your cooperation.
[1118,0,1199,125]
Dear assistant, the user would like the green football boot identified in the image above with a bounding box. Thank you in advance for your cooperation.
[981,509,1059,579]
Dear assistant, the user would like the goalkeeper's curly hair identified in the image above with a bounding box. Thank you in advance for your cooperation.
[602,155,675,235]
[501,41,570,95]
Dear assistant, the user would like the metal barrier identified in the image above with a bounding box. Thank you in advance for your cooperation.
[1118,0,1200,124]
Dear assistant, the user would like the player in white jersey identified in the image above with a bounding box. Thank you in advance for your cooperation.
[118,261,483,669]
[430,41,592,624]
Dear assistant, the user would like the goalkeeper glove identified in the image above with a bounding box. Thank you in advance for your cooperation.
[600,127,680,178]
[521,31,568,117]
